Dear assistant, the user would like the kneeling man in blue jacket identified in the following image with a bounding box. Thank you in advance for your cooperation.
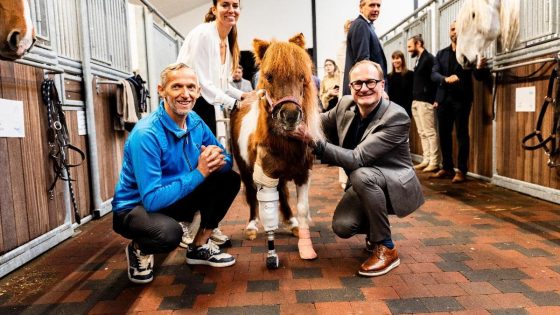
[112,62,240,284]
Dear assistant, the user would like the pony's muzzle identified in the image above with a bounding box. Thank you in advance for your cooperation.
[273,103,303,131]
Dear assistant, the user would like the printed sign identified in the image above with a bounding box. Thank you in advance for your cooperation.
[0,98,25,138]
[515,86,536,112]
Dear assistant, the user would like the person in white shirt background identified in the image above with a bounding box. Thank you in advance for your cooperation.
[176,0,250,249]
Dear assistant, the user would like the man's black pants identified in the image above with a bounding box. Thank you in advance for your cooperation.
[437,100,471,174]
[113,170,240,254]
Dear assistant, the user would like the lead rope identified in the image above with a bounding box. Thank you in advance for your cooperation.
[41,79,86,224]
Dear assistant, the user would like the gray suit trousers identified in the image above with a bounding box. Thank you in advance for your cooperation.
[332,167,393,243]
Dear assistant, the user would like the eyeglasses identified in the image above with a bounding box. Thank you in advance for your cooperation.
[349,78,382,91]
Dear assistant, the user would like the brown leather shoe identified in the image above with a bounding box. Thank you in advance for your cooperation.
[452,171,466,183]
[414,161,429,170]
[358,244,400,277]
[429,169,455,179]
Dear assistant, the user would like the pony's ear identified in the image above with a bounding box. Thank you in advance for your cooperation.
[253,38,270,65]
[288,33,306,48]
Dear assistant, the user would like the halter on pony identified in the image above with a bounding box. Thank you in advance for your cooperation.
[261,89,304,128]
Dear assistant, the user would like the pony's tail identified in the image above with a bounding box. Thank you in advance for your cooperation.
[499,0,520,52]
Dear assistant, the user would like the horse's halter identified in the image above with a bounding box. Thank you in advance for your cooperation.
[521,54,560,168]
[262,90,304,125]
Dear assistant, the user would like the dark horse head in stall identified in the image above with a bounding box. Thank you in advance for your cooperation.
[0,0,36,61]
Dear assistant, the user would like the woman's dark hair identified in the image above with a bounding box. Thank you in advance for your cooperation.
[389,50,409,75]
[205,0,240,72]
[324,58,338,74]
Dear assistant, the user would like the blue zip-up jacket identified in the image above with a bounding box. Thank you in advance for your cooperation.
[111,102,233,213]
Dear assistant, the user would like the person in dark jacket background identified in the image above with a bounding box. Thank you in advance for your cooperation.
[342,0,388,96]
[430,21,489,183]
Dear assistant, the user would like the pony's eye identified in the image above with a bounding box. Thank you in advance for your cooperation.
[266,74,273,83]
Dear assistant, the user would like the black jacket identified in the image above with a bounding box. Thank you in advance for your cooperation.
[342,14,388,95]
[411,49,436,103]
[431,45,489,104]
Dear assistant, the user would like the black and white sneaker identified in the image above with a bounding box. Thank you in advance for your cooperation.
[186,239,236,267]
[126,242,154,284]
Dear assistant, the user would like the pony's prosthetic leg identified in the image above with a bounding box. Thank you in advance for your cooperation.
[253,164,280,269]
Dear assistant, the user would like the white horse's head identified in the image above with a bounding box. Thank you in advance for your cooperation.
[456,0,520,68]
[0,0,36,61]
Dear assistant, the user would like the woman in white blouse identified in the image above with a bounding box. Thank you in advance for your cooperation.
[176,0,248,249]
[177,0,249,136]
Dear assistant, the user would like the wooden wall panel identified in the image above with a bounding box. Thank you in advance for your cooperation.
[93,81,126,202]
[65,110,92,220]
[467,77,494,177]
[0,60,72,253]
[496,55,560,189]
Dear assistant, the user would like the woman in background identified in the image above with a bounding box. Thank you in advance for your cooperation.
[319,59,341,112]
[177,0,249,136]
[387,50,413,117]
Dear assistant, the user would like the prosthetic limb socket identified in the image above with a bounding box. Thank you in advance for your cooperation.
[253,164,280,269]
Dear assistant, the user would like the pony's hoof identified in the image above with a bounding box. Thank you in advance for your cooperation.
[266,254,280,269]
[297,228,317,260]
[298,239,317,260]
[291,226,299,237]
[246,229,257,240]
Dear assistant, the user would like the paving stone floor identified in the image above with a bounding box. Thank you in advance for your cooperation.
[0,164,559,314]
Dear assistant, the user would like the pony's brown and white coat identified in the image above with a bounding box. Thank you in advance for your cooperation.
[230,33,323,262]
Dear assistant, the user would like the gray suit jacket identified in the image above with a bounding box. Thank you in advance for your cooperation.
[319,96,424,217]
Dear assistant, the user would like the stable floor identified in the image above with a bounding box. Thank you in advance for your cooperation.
[1,164,560,314]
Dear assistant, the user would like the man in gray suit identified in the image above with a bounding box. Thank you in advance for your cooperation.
[292,60,424,277]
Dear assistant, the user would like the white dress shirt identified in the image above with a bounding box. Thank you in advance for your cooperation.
[177,21,243,110]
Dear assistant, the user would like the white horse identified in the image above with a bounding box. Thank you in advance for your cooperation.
[0,0,36,61]
[455,0,520,68]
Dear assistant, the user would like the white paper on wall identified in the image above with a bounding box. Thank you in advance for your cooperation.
[77,111,87,135]
[0,98,25,138]
[515,86,536,112]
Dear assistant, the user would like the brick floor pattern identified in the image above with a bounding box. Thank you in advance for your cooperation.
[0,165,559,314]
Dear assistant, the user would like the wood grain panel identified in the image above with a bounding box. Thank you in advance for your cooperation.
[0,60,73,253]
[495,55,560,189]
[65,109,92,220]
[0,62,28,252]
[92,79,126,201]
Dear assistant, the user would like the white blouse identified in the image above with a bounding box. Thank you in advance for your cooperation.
[177,21,242,110]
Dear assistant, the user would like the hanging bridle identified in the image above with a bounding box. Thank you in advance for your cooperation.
[41,79,86,224]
